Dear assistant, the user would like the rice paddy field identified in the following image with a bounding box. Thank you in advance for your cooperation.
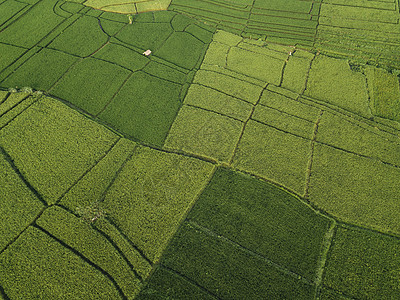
[0,0,399,299]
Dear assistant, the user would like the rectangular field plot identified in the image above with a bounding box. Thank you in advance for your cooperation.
[281,50,314,93]
[160,222,316,299]
[323,0,396,10]
[98,71,181,147]
[316,111,400,167]
[193,69,263,104]
[101,146,214,263]
[94,43,149,72]
[319,3,399,24]
[259,87,319,121]
[0,227,122,299]
[183,84,253,121]
[188,168,332,281]
[164,105,244,162]
[309,143,400,235]
[323,226,400,299]
[0,96,119,204]
[0,154,44,253]
[305,55,371,118]
[232,120,311,195]
[252,104,315,139]
[365,66,400,122]
[253,0,313,13]
[226,47,284,84]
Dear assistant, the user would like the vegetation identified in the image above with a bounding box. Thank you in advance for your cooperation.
[84,0,172,14]
[323,226,400,299]
[0,97,119,204]
[0,227,122,299]
[0,1,399,299]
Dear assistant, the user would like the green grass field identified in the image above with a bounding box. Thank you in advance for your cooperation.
[0,0,399,299]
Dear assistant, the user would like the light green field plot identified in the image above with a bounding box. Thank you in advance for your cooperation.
[309,143,400,235]
[0,96,119,204]
[36,206,142,298]
[58,138,137,211]
[232,119,312,195]
[0,91,30,116]
[316,111,400,166]
[0,226,123,299]
[323,226,400,298]
[281,49,315,93]
[164,105,244,163]
[305,55,371,118]
[0,92,38,129]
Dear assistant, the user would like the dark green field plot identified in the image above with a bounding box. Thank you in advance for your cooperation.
[323,225,400,299]
[139,168,332,299]
[0,4,214,147]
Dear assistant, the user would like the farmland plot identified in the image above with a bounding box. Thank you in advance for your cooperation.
[0,1,400,299]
